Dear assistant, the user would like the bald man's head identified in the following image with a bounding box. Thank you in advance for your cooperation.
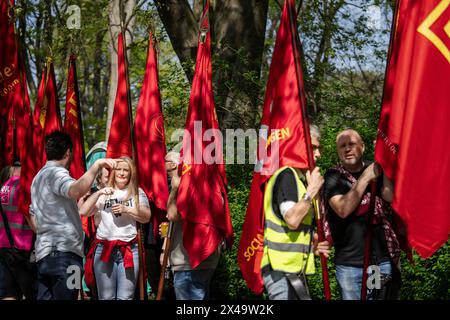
[165,151,180,165]
[165,151,180,175]
[335,129,365,169]
[336,129,363,145]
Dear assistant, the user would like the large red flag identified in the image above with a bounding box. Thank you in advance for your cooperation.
[64,55,90,235]
[33,58,62,167]
[18,58,60,217]
[64,54,86,180]
[0,0,27,168]
[106,32,132,159]
[134,33,169,240]
[176,3,234,268]
[237,0,312,294]
[375,0,450,258]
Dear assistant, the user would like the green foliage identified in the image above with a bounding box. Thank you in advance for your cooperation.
[211,163,259,300]
[400,243,450,300]
[212,144,450,300]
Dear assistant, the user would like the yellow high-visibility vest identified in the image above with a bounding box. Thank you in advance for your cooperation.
[261,166,315,274]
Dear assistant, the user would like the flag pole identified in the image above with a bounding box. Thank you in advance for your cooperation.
[156,221,173,300]
[360,181,377,300]
[286,0,331,300]
[67,54,89,300]
[120,15,146,300]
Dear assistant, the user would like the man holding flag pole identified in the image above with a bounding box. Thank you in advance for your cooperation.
[238,0,332,300]
[161,0,233,300]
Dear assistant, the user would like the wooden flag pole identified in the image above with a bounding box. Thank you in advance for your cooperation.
[286,0,331,300]
[156,221,174,300]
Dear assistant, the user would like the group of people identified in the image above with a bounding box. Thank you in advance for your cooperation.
[0,126,403,300]
[261,126,402,300]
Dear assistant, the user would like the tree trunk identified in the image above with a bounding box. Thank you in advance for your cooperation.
[212,0,269,129]
[154,0,199,81]
[155,0,269,129]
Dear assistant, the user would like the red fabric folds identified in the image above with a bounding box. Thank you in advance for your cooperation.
[238,0,311,294]
[375,0,450,258]
[176,4,234,269]
[18,59,60,216]
[106,32,132,159]
[64,54,86,180]
[134,33,169,240]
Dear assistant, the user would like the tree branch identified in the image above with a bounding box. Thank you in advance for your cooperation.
[154,0,199,81]
[274,0,282,10]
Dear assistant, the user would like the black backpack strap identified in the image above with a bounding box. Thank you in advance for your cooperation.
[0,202,15,248]
[285,273,311,300]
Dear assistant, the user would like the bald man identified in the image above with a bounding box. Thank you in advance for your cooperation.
[322,129,399,300]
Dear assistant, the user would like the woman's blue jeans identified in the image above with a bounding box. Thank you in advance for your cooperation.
[93,243,139,300]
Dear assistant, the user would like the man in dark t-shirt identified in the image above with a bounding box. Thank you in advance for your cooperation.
[323,129,395,300]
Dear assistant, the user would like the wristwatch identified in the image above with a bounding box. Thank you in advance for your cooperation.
[302,193,312,204]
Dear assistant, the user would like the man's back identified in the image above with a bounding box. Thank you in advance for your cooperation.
[31,161,83,261]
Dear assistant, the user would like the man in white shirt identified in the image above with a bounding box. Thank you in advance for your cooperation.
[30,131,115,300]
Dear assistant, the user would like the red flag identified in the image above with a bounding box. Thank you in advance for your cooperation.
[15,51,31,166]
[63,55,90,235]
[0,0,28,168]
[375,0,450,258]
[33,58,62,167]
[176,4,234,268]
[106,32,132,159]
[64,55,86,179]
[238,0,312,294]
[17,110,35,217]
[17,67,46,217]
[134,33,169,239]
[4,106,14,164]
[18,58,61,216]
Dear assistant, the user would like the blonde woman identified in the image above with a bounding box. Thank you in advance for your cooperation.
[81,157,150,300]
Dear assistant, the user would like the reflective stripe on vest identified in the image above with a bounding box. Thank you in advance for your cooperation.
[0,176,33,250]
[261,166,315,274]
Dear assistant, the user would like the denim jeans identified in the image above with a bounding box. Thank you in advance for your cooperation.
[262,270,305,300]
[93,243,139,300]
[172,269,215,300]
[37,250,83,300]
[336,261,393,300]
